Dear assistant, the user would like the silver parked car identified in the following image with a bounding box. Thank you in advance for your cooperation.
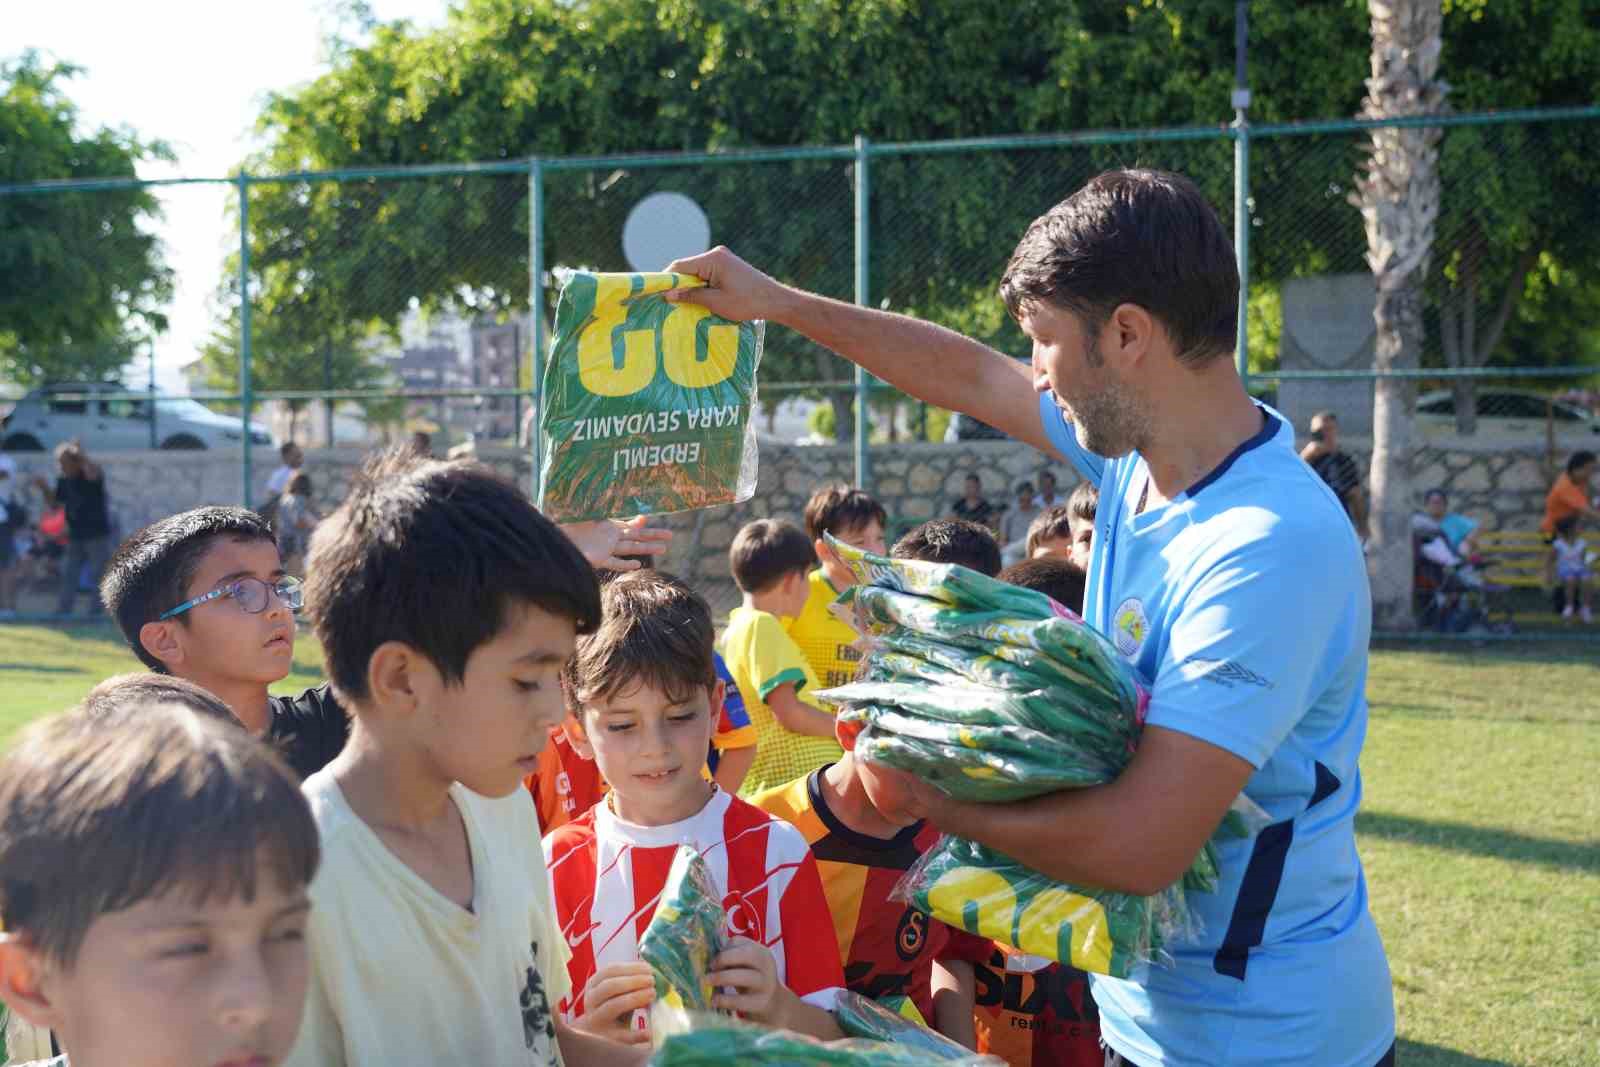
[1415,389,1600,440]
[0,382,274,452]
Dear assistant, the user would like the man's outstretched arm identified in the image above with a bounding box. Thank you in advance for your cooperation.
[665,247,1059,457]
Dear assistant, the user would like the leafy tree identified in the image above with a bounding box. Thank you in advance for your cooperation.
[0,52,172,385]
[231,0,1596,442]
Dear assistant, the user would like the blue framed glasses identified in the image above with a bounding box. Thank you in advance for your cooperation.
[159,575,304,620]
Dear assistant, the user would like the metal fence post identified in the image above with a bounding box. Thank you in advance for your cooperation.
[853,135,871,491]
[529,157,545,503]
[238,171,254,506]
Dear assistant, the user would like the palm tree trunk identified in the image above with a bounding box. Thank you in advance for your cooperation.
[1353,0,1449,631]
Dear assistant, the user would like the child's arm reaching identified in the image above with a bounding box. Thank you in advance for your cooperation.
[930,958,978,1050]
[766,683,838,739]
[706,937,846,1041]
[568,962,656,1046]
[555,1018,651,1067]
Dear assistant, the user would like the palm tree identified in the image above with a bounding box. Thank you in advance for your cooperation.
[1351,0,1448,630]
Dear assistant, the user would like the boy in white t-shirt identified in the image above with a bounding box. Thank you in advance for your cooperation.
[286,448,644,1067]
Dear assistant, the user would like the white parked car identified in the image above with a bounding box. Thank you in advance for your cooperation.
[0,382,274,452]
[1415,389,1600,440]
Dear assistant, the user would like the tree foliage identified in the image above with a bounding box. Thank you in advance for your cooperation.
[0,52,172,386]
[230,0,1597,438]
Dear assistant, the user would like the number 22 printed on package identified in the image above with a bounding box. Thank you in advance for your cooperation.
[538,271,763,522]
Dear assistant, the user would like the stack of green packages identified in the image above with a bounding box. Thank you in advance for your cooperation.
[649,1016,1003,1066]
[538,270,763,521]
[638,846,727,1017]
[832,991,986,1061]
[816,538,1255,978]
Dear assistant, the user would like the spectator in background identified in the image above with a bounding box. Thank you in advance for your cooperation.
[950,472,997,531]
[1300,411,1368,537]
[1411,489,1480,559]
[259,441,303,525]
[1036,468,1061,509]
[1551,515,1593,623]
[33,442,113,616]
[0,455,24,618]
[998,480,1041,565]
[1540,450,1599,603]
[409,430,433,456]
[275,472,321,575]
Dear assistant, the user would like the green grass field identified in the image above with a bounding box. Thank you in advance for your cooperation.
[1,626,1596,1065]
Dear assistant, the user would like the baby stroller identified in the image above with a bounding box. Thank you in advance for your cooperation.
[1413,534,1512,634]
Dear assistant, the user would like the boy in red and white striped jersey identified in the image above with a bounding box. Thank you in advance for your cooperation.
[543,570,845,1048]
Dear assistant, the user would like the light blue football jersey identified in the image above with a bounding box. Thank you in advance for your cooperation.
[1039,392,1394,1067]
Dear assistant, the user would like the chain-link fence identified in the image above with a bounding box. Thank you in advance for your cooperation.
[1,106,1597,630]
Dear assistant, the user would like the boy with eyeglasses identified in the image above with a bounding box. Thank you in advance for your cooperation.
[99,506,348,779]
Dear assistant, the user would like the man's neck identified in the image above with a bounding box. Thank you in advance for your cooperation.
[1140,369,1263,507]
[821,756,914,840]
[819,560,852,592]
[331,719,458,831]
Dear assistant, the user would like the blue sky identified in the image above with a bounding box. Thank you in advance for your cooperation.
[4,0,449,389]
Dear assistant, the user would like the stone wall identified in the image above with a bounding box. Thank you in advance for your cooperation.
[3,436,1568,613]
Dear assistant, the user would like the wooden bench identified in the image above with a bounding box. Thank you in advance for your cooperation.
[1475,529,1549,589]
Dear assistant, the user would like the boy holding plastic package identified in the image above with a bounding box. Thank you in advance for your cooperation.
[721,519,844,795]
[544,570,845,1045]
[286,450,643,1067]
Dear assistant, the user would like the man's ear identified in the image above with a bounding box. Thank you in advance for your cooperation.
[1108,303,1158,366]
[138,620,186,672]
[709,679,727,722]
[0,933,64,1034]
[561,712,595,760]
[366,641,427,717]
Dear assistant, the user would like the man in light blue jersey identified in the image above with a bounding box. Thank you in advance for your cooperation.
[663,169,1395,1067]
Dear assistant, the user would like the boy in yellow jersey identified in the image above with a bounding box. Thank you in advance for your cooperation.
[720,519,844,795]
[788,485,888,689]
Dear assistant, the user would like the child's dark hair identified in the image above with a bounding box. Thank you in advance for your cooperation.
[998,557,1087,614]
[566,570,715,709]
[891,519,1002,577]
[286,472,312,497]
[76,672,237,726]
[304,448,601,702]
[1068,481,1100,526]
[729,519,817,594]
[1568,450,1596,476]
[0,704,318,967]
[803,484,887,542]
[100,507,278,671]
[1025,505,1074,556]
[1554,514,1579,539]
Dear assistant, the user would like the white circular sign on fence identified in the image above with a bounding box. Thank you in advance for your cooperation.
[623,191,712,274]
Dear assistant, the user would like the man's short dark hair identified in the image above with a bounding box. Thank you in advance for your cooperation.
[101,507,278,671]
[566,571,715,710]
[891,519,1002,577]
[729,519,817,594]
[279,442,299,460]
[802,484,887,542]
[1567,450,1596,475]
[1016,481,1034,495]
[999,169,1238,366]
[1026,505,1074,556]
[304,448,601,703]
[1424,488,1448,505]
[0,704,318,968]
[998,556,1087,614]
[76,672,237,726]
[1068,481,1100,526]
